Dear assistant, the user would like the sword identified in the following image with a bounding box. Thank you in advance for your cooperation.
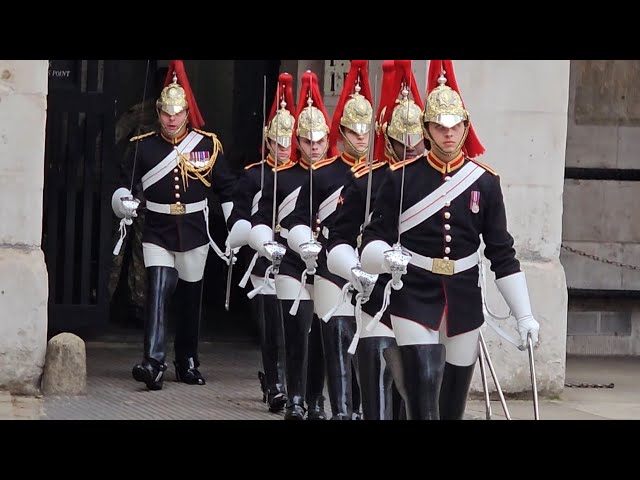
[224,249,234,311]
[262,77,286,275]
[478,330,511,420]
[362,72,379,233]
[351,69,378,301]
[225,75,268,311]
[298,75,322,275]
[129,60,151,194]
[396,80,411,246]
[528,332,540,420]
[478,339,493,420]
[112,61,151,257]
[382,69,413,290]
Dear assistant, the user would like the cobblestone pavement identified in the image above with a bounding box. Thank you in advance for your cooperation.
[3,342,640,421]
[41,340,283,420]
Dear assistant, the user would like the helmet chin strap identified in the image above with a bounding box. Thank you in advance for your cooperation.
[340,127,368,159]
[383,132,422,164]
[384,134,401,163]
[425,122,469,162]
[158,109,189,144]
[267,141,290,164]
[298,136,329,164]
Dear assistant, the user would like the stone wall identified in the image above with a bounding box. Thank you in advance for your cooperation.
[0,60,49,395]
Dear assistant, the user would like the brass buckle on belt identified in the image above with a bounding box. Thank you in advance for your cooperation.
[169,203,186,215]
[431,258,455,275]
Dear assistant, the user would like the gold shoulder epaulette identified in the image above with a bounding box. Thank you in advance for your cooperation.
[193,128,216,139]
[312,155,339,170]
[244,160,265,170]
[354,161,386,179]
[471,159,498,176]
[390,156,420,171]
[275,160,296,172]
[129,131,155,142]
[351,162,367,173]
[193,128,223,160]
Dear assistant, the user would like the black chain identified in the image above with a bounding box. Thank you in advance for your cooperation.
[561,244,640,271]
[565,382,615,389]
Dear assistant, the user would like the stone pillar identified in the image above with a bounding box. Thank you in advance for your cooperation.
[0,60,49,395]
[451,60,570,395]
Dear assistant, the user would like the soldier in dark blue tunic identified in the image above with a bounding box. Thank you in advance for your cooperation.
[225,72,296,413]
[287,60,374,420]
[112,60,236,391]
[248,71,329,420]
[360,60,540,419]
[325,59,403,420]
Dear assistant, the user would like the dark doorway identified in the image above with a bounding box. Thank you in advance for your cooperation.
[42,60,117,338]
[43,60,282,341]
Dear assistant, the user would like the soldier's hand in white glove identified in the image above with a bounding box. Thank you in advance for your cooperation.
[495,271,540,351]
[516,315,540,351]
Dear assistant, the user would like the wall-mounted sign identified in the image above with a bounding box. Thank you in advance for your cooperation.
[48,60,78,90]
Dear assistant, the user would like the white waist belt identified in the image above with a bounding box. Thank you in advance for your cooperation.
[405,248,479,276]
[146,199,207,215]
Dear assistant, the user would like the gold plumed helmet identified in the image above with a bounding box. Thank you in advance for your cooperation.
[156,72,188,116]
[266,100,295,148]
[265,72,296,151]
[380,60,425,149]
[423,71,468,128]
[421,60,485,159]
[341,84,373,135]
[328,60,374,158]
[297,102,330,142]
[296,71,330,143]
[386,89,424,147]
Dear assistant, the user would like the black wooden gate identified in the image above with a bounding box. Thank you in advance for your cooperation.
[43,60,117,336]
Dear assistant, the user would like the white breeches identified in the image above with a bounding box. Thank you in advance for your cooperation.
[313,275,354,319]
[390,313,480,367]
[359,311,395,339]
[250,274,276,296]
[275,274,313,301]
[142,242,208,282]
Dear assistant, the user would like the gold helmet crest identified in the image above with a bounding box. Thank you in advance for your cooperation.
[341,84,373,135]
[266,99,295,148]
[156,72,188,116]
[386,89,424,147]
[297,99,330,142]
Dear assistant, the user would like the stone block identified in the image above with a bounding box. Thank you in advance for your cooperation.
[42,333,87,396]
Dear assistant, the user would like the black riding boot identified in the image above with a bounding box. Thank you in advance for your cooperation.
[356,335,397,420]
[256,294,287,412]
[280,299,314,420]
[321,315,356,420]
[351,361,362,420]
[439,363,476,420]
[173,278,206,385]
[383,344,446,420]
[392,384,406,420]
[132,266,178,391]
[306,314,327,420]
